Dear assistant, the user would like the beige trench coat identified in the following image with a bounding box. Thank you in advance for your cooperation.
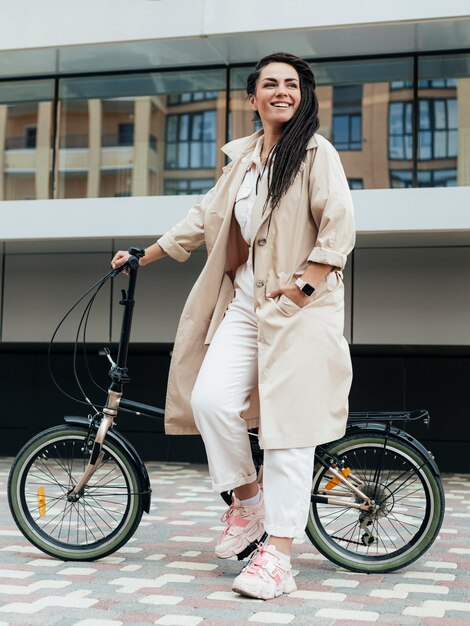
[157,130,355,449]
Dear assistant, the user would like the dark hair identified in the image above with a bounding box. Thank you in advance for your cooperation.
[246,52,320,209]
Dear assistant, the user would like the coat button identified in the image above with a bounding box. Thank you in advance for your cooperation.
[256,280,265,288]
[257,238,267,246]
[241,157,247,163]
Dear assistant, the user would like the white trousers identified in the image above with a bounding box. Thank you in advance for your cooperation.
[190,263,316,539]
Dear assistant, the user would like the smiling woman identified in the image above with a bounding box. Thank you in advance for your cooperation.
[246,52,320,211]
[248,63,301,130]
[111,51,355,600]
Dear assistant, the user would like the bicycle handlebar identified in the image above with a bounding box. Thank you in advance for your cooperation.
[110,247,146,277]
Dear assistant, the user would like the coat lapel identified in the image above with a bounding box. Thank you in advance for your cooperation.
[250,133,319,243]
[223,131,320,244]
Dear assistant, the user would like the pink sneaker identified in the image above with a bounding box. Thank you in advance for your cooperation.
[215,492,265,559]
[232,543,297,600]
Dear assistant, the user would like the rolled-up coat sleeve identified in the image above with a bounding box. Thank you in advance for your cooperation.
[157,172,227,262]
[308,139,355,270]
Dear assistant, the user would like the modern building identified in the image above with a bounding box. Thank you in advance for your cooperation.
[1,1,470,469]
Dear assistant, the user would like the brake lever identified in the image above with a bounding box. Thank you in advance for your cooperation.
[102,347,117,368]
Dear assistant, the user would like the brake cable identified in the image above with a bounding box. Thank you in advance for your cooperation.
[48,265,126,408]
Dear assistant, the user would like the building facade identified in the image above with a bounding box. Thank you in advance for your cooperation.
[1,1,470,469]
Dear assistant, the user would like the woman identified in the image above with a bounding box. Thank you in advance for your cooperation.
[112,52,355,600]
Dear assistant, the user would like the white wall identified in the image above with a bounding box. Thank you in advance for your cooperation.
[2,239,469,346]
[1,188,470,241]
[0,1,469,78]
[2,1,469,51]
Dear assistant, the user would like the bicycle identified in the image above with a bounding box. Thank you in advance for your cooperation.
[8,248,445,573]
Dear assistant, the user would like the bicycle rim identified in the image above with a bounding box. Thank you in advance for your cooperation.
[9,426,143,560]
[306,434,444,573]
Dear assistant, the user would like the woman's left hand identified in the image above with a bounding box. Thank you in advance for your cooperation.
[266,285,311,308]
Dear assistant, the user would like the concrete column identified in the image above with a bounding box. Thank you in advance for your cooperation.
[0,105,7,200]
[132,97,151,196]
[35,101,53,199]
[457,78,470,186]
[87,99,102,198]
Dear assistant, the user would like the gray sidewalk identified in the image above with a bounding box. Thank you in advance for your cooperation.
[0,458,469,626]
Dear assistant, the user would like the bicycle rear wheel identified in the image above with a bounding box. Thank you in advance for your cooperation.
[306,432,444,573]
[8,425,144,561]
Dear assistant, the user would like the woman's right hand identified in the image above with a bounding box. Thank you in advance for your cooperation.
[111,250,132,274]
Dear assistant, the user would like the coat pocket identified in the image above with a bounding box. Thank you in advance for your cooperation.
[274,293,301,317]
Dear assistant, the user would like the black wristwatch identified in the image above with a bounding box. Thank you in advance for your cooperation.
[295,277,315,297]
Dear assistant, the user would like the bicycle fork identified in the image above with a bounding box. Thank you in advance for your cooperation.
[66,389,121,501]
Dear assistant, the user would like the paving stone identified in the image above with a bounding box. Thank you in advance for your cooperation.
[316,608,379,621]
[0,459,469,625]
[248,612,295,623]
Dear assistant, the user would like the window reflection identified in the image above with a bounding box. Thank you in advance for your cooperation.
[57,70,225,199]
[1,53,469,200]
[332,86,362,150]
[416,55,466,187]
[0,79,54,200]
[165,110,216,169]
[419,99,457,160]
[391,168,456,187]
[389,102,413,160]
[164,177,215,195]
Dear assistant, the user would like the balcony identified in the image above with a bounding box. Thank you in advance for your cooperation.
[60,134,88,149]
[5,137,36,150]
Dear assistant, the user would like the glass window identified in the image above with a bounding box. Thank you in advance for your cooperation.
[0,79,54,200]
[390,169,413,188]
[418,99,457,161]
[165,110,216,169]
[417,168,457,187]
[24,126,37,149]
[118,123,134,147]
[168,91,218,105]
[164,177,215,195]
[58,69,226,198]
[389,102,413,160]
[348,178,364,190]
[332,86,363,150]
[418,53,469,186]
[232,58,413,189]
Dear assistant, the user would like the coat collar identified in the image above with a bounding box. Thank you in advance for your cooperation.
[221,129,318,161]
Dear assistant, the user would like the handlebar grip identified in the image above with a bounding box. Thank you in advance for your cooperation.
[127,255,140,269]
[110,257,137,277]
[111,247,145,277]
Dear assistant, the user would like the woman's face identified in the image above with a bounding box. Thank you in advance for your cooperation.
[249,62,301,132]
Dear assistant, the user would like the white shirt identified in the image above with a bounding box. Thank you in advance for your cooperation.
[233,136,267,294]
[234,135,266,246]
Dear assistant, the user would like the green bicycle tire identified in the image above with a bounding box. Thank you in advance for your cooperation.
[306,433,444,573]
[8,425,144,561]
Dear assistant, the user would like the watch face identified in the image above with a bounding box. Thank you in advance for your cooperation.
[303,283,315,296]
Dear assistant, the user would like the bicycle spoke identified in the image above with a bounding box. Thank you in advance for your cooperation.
[19,436,136,548]
[309,436,441,570]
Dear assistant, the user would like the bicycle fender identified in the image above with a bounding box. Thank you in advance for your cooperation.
[64,416,152,513]
[343,421,441,478]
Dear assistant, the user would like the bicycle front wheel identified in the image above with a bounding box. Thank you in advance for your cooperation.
[8,425,144,561]
[306,432,444,573]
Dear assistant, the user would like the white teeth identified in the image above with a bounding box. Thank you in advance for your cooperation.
[273,103,289,108]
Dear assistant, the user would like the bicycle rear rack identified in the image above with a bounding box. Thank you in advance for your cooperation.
[347,409,429,426]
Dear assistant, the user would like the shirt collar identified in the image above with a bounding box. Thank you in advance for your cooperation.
[248,136,264,170]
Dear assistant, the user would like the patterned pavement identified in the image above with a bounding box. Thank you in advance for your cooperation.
[0,457,469,626]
